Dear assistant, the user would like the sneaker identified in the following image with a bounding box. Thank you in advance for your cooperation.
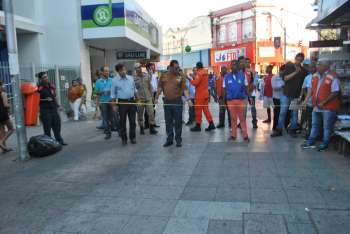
[302,142,316,149]
[318,144,328,152]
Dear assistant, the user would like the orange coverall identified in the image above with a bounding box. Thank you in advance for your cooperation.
[190,69,213,124]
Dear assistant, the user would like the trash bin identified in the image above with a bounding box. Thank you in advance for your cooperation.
[21,83,40,126]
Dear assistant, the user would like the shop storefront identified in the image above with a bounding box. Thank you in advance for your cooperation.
[307,0,350,155]
[210,42,255,75]
[81,0,161,74]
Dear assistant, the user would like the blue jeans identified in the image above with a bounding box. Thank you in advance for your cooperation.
[308,110,336,147]
[277,95,298,130]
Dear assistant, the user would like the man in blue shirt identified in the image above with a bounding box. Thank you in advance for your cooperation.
[95,66,114,140]
[224,60,249,142]
[111,63,138,145]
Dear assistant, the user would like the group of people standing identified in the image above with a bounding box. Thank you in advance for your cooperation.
[0,52,339,153]
[258,53,340,151]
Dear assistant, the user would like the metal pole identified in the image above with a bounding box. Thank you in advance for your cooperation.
[3,0,29,161]
[181,37,184,68]
[284,27,287,62]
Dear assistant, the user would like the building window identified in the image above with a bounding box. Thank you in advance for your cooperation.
[229,22,238,42]
[243,18,253,39]
[219,25,226,43]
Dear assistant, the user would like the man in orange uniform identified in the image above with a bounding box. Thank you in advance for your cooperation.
[190,62,216,132]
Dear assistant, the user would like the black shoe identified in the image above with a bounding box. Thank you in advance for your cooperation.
[150,127,158,135]
[271,129,282,137]
[190,124,201,132]
[216,124,225,129]
[96,126,105,130]
[263,119,271,123]
[163,141,173,147]
[104,134,111,140]
[176,142,182,147]
[140,127,145,135]
[60,141,68,146]
[154,124,160,128]
[237,123,241,129]
[253,123,258,129]
[185,121,193,126]
[131,139,137,144]
[205,122,216,132]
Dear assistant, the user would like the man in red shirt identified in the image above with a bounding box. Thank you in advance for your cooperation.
[190,62,215,132]
[263,65,274,123]
[215,66,231,128]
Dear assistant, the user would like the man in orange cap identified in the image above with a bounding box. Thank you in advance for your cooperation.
[190,62,215,132]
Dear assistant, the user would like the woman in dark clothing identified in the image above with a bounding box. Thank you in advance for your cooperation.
[0,81,14,153]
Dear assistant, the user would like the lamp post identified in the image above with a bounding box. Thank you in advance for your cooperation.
[262,11,287,62]
[3,0,29,161]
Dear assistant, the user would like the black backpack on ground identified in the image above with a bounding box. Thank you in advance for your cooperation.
[27,135,62,158]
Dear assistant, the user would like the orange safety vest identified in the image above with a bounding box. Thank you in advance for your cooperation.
[311,72,340,110]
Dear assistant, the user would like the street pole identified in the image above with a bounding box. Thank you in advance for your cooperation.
[181,37,184,68]
[3,0,29,161]
[283,27,287,62]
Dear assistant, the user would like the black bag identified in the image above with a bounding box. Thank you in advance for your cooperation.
[27,135,62,158]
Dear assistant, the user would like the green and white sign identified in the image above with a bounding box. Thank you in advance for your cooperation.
[92,1,113,27]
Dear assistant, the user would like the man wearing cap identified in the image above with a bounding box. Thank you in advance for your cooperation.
[134,63,158,135]
[190,62,216,132]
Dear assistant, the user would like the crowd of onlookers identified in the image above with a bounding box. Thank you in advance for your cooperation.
[0,52,339,153]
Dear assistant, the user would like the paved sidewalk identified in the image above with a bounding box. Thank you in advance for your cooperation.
[1,103,350,234]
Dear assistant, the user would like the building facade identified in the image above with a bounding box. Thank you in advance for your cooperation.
[210,0,316,74]
[0,0,161,107]
[161,15,212,69]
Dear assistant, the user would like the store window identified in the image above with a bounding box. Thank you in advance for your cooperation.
[243,18,253,39]
[229,22,238,42]
[218,25,226,43]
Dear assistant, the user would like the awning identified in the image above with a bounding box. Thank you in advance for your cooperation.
[306,0,350,29]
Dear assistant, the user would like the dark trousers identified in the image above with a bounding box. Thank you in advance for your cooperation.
[164,98,183,144]
[100,103,113,135]
[118,100,137,141]
[249,96,257,124]
[188,98,195,123]
[40,109,63,143]
[273,98,280,130]
[218,97,231,126]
